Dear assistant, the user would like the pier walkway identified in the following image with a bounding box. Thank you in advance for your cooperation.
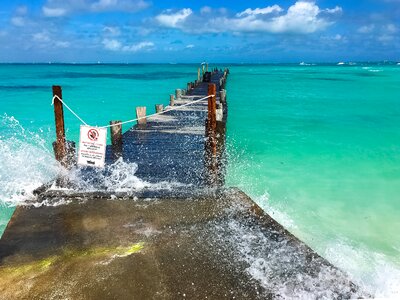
[0,69,367,299]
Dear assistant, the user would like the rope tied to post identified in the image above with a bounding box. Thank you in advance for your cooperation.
[52,95,89,126]
[51,94,215,128]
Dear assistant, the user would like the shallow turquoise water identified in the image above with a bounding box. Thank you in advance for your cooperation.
[0,63,399,295]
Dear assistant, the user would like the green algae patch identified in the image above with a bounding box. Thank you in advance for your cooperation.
[0,242,145,280]
[64,242,145,260]
[0,256,58,278]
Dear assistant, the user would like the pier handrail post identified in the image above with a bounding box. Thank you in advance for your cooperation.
[205,83,217,185]
[155,104,164,113]
[136,107,147,125]
[52,85,68,167]
[175,89,182,100]
[110,121,123,159]
[169,94,175,107]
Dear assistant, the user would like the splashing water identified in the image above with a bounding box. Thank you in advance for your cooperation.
[64,157,190,192]
[0,114,58,206]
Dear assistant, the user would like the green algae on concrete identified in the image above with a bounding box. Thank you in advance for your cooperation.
[0,242,144,279]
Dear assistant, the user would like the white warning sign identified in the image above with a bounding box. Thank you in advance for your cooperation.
[78,125,107,168]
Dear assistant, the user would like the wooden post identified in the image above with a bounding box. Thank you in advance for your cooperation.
[207,83,217,139]
[52,85,67,166]
[155,104,163,113]
[205,83,217,185]
[220,89,226,104]
[187,82,191,91]
[136,107,147,125]
[170,94,175,107]
[197,68,201,82]
[175,89,182,99]
[206,63,208,72]
[52,140,76,169]
[110,121,122,159]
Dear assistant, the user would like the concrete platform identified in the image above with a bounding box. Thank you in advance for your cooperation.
[0,188,365,299]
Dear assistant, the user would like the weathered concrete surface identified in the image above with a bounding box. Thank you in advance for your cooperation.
[0,189,366,299]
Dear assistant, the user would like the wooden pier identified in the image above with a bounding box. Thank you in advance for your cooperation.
[0,68,367,299]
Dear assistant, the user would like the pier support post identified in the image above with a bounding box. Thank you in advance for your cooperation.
[136,107,147,125]
[175,89,182,100]
[170,94,175,107]
[197,68,201,82]
[110,121,122,159]
[205,83,218,185]
[155,104,164,113]
[52,85,68,167]
[220,89,226,104]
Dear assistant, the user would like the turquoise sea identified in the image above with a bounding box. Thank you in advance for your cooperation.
[0,63,399,296]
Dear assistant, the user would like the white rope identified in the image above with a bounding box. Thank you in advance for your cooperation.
[99,94,213,129]
[51,94,214,129]
[52,95,88,126]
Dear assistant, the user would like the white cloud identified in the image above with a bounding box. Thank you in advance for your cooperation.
[43,7,67,17]
[155,8,193,28]
[122,41,154,52]
[103,26,121,36]
[11,5,30,26]
[11,17,25,27]
[42,0,149,17]
[16,6,28,15]
[155,2,342,34]
[358,24,375,34]
[385,24,398,34]
[236,5,283,17]
[185,44,195,48]
[102,39,154,52]
[261,1,338,34]
[55,41,71,48]
[325,6,342,14]
[102,38,122,50]
[32,32,51,42]
[378,34,394,42]
[200,6,212,15]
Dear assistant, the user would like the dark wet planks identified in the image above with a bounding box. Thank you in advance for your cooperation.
[0,189,365,299]
[104,72,225,185]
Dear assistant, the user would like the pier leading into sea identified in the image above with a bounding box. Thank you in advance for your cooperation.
[0,67,367,299]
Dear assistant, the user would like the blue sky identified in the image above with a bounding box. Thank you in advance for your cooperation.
[0,0,399,62]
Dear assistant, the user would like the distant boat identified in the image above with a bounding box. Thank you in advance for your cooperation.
[299,62,310,66]
[397,62,400,65]
[337,62,345,65]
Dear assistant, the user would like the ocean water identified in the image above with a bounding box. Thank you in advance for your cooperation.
[1,63,399,296]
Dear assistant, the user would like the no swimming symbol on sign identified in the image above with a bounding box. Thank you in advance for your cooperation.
[78,125,107,168]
